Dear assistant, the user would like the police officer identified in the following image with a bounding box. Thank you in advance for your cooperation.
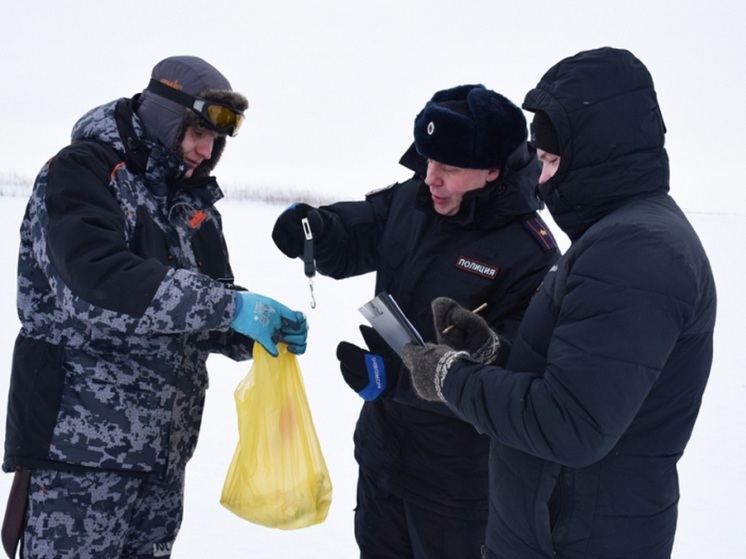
[272,84,559,558]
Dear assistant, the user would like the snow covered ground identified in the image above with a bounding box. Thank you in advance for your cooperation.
[0,192,741,557]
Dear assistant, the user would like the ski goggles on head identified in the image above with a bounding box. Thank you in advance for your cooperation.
[191,98,245,136]
[146,79,245,137]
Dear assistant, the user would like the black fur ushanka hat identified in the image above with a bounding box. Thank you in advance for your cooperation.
[413,84,526,170]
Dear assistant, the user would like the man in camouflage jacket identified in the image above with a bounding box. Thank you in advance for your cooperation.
[2,56,307,558]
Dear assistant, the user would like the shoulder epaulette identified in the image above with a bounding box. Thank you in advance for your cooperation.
[522,215,559,253]
[365,182,397,198]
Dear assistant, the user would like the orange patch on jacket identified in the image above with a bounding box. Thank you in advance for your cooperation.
[189,210,207,228]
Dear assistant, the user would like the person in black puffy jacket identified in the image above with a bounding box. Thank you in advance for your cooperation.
[272,84,559,558]
[402,47,717,559]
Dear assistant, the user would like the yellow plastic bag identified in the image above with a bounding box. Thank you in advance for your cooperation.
[220,343,333,529]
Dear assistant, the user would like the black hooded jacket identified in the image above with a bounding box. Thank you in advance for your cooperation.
[312,143,559,517]
[440,47,717,557]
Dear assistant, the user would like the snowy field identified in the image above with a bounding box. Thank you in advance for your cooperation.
[0,191,742,557]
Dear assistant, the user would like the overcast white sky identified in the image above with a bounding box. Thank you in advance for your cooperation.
[1,1,744,214]
[0,4,744,555]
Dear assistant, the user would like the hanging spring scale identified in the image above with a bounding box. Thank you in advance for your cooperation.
[301,217,317,308]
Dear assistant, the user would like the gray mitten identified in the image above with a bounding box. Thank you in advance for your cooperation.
[400,343,469,402]
[432,297,502,365]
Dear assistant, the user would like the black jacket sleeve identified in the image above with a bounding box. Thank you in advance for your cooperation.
[45,141,168,317]
[311,186,396,279]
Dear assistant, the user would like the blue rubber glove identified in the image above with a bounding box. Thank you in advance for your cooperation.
[230,292,308,357]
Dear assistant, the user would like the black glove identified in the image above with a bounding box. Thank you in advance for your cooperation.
[400,343,470,402]
[432,297,504,365]
[271,203,326,258]
[336,325,397,401]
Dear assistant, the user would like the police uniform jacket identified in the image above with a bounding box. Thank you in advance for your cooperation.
[3,98,252,481]
[440,47,717,557]
[313,144,560,517]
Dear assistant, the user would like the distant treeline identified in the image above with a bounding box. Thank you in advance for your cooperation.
[0,173,335,207]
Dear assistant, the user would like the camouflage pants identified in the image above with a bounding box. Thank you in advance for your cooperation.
[22,469,184,558]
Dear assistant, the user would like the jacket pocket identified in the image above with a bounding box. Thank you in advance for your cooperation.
[190,219,232,282]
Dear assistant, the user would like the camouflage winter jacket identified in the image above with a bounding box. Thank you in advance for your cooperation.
[3,98,252,481]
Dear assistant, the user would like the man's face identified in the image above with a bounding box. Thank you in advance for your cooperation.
[424,160,500,216]
[180,126,221,178]
[537,149,561,185]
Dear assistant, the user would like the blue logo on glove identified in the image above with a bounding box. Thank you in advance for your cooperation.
[359,354,387,401]
[252,300,275,326]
